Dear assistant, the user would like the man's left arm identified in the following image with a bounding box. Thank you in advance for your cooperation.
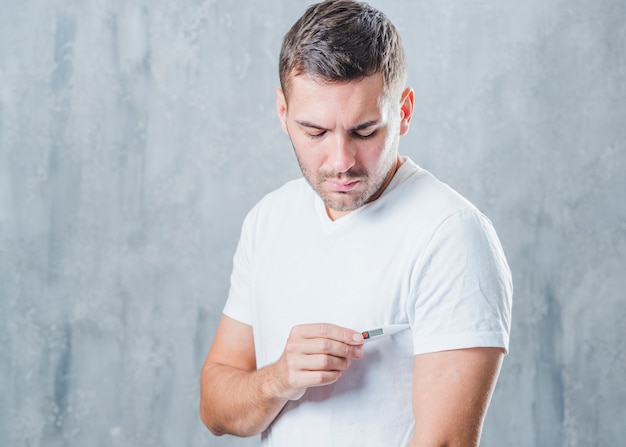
[410,347,504,447]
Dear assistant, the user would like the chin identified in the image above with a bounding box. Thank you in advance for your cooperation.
[324,194,368,213]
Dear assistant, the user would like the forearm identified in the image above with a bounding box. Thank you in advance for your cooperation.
[200,362,288,437]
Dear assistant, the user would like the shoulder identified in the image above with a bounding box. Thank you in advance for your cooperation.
[387,159,481,229]
[240,177,311,231]
[262,177,310,203]
[249,178,310,216]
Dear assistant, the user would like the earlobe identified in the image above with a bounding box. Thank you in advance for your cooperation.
[276,88,288,134]
[399,87,415,136]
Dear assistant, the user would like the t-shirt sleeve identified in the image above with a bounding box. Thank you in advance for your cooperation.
[408,209,513,355]
[222,208,257,325]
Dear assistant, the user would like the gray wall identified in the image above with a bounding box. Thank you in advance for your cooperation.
[1,1,624,446]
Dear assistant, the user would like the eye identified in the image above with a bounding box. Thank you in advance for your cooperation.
[354,130,376,139]
[305,131,326,140]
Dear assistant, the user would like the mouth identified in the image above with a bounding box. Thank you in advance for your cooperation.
[325,179,360,192]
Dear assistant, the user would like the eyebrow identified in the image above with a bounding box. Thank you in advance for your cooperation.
[295,119,381,132]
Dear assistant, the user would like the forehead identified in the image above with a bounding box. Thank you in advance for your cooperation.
[286,73,388,119]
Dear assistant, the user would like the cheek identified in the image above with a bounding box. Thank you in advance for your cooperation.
[293,142,322,168]
[361,137,391,163]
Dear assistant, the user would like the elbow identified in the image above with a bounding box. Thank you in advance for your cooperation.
[199,376,225,436]
[200,404,261,438]
[199,393,256,438]
[199,400,226,437]
[207,425,226,438]
[199,364,226,436]
[205,424,225,438]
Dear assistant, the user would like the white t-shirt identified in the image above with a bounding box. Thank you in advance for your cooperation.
[223,158,512,446]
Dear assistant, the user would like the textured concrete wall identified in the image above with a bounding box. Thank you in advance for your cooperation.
[1,1,624,446]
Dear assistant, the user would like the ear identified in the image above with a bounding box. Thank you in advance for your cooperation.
[276,88,288,134]
[399,87,414,136]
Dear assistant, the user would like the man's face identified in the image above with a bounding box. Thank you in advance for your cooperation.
[277,73,413,220]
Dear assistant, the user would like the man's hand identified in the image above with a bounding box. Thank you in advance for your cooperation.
[200,317,364,437]
[268,323,365,400]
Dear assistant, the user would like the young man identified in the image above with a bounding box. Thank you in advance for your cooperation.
[200,1,512,445]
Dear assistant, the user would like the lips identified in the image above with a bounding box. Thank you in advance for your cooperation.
[326,179,360,192]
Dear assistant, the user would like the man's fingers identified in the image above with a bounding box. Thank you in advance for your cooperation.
[286,325,364,360]
[309,338,364,359]
[290,323,364,345]
[286,368,344,390]
[287,353,353,372]
[274,323,365,400]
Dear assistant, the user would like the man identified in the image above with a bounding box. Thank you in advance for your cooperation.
[200,1,512,445]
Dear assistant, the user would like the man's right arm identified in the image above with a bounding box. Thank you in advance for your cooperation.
[199,315,364,437]
[199,315,283,437]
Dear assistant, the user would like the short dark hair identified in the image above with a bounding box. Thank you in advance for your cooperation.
[279,0,407,100]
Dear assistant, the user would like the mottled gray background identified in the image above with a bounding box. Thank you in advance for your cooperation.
[1,0,625,446]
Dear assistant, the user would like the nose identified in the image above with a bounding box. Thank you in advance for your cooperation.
[328,135,356,173]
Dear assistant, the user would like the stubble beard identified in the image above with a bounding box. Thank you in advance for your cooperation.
[295,146,398,213]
